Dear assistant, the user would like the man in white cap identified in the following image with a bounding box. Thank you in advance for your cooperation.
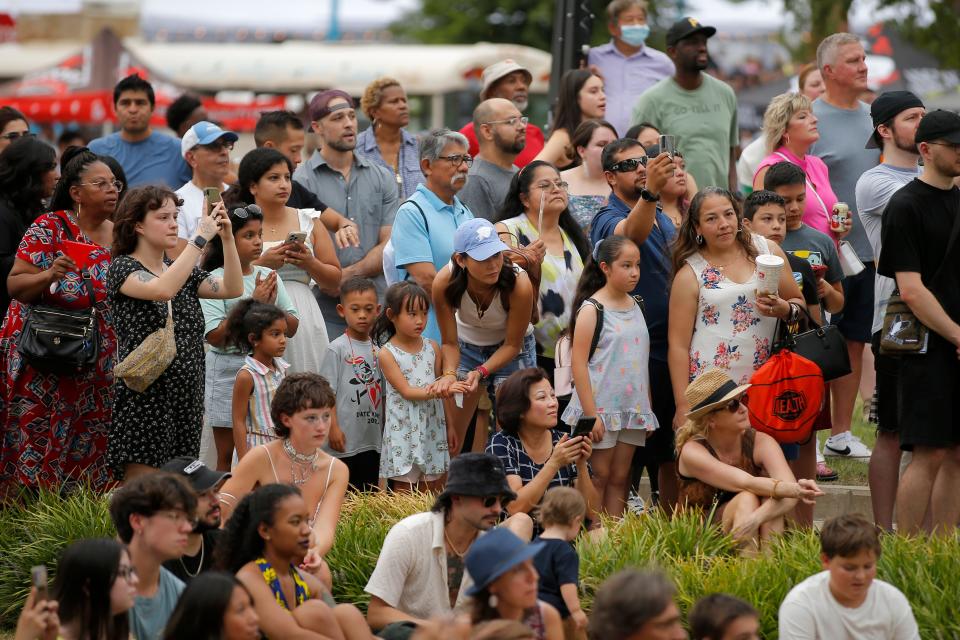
[459,60,544,168]
[172,120,238,258]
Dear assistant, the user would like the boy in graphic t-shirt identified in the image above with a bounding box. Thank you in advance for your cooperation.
[319,277,383,491]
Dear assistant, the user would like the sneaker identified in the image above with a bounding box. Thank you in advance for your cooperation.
[816,460,839,482]
[626,491,645,516]
[824,432,872,459]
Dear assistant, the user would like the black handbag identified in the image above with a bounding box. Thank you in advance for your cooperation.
[16,215,100,376]
[775,305,851,382]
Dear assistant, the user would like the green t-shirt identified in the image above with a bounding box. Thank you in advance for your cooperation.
[631,74,738,190]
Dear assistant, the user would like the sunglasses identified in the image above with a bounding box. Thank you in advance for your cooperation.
[607,157,648,173]
[481,495,505,508]
[232,204,263,219]
[722,396,748,413]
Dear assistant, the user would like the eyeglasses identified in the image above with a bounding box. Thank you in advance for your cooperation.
[156,510,199,528]
[199,139,235,152]
[79,179,124,192]
[607,157,648,173]
[1,131,36,141]
[117,565,138,582]
[927,141,960,152]
[232,204,263,219]
[483,116,529,128]
[437,154,473,168]
[482,495,506,508]
[533,180,569,192]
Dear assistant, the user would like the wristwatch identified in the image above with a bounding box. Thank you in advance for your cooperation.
[639,188,660,203]
[190,235,208,250]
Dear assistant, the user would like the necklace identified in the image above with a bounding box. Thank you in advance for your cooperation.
[282,439,319,486]
[178,536,204,578]
[703,251,740,271]
[443,526,477,558]
[469,286,497,320]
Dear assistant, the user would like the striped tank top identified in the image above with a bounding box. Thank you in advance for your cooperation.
[240,355,289,447]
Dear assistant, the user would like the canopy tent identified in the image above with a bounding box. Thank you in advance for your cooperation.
[0,28,285,130]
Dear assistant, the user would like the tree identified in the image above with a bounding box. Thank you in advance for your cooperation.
[879,0,960,70]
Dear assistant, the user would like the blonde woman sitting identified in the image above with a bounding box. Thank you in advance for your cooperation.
[676,369,823,555]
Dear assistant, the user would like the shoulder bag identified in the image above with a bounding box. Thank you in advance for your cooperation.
[114,299,177,392]
[775,305,851,381]
[17,214,99,376]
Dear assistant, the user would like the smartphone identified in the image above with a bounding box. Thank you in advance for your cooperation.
[285,231,308,245]
[31,565,47,602]
[203,187,221,214]
[658,134,676,158]
[571,417,595,439]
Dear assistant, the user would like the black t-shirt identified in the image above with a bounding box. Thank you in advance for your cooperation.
[288,180,327,211]
[878,178,960,322]
[532,537,579,618]
[786,253,820,308]
[163,529,220,584]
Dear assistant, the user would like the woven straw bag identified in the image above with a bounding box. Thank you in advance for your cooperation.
[114,300,176,393]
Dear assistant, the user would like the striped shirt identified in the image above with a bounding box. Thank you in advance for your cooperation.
[240,355,289,447]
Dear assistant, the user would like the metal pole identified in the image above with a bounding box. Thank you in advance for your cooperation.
[329,0,341,41]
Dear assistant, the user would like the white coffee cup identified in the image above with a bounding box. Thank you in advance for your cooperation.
[755,254,784,296]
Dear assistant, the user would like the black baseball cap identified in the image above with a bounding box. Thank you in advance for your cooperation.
[161,456,230,492]
[666,17,717,47]
[865,91,925,149]
[915,109,960,145]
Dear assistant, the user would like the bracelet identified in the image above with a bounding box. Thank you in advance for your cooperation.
[442,370,458,378]
[474,365,490,380]
[771,479,782,498]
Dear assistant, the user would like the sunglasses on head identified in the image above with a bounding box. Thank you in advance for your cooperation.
[607,157,648,173]
[232,204,262,219]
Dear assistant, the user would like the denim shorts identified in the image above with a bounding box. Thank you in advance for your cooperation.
[458,332,537,392]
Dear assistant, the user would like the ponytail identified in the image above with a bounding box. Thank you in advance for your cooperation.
[567,235,635,339]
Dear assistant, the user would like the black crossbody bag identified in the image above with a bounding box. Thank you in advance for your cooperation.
[17,214,100,375]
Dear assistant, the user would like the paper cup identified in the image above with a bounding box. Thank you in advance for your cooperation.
[755,254,784,296]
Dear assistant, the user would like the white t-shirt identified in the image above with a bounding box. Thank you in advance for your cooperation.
[779,571,919,640]
[176,181,229,241]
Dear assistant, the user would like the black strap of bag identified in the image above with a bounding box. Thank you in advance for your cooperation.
[585,295,645,360]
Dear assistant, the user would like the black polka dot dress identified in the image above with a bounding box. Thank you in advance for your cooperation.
[106,255,210,476]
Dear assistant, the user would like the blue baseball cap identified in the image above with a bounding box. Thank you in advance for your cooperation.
[454,218,509,261]
[465,528,545,595]
[181,120,239,158]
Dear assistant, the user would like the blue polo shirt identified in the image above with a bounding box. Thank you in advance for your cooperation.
[392,183,474,342]
[590,193,676,361]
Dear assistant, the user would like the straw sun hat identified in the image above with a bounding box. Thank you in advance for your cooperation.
[684,369,751,421]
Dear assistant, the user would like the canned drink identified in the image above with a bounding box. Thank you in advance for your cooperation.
[830,202,849,233]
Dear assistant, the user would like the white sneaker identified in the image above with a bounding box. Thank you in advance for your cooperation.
[824,432,872,459]
[626,491,645,516]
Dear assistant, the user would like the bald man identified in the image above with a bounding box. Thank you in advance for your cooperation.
[457,98,527,221]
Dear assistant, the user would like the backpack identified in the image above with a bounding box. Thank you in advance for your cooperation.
[553,295,644,397]
[746,350,824,444]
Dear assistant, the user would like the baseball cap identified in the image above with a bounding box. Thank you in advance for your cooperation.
[180,121,238,158]
[665,17,717,47]
[309,89,354,122]
[915,109,960,145]
[865,91,925,149]
[454,218,509,261]
[480,60,533,100]
[161,456,230,492]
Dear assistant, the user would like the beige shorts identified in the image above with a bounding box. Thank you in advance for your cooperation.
[593,427,648,451]
[391,464,443,483]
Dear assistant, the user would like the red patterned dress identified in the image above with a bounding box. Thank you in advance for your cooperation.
[0,212,115,494]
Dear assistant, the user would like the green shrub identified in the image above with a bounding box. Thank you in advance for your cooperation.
[3,488,960,639]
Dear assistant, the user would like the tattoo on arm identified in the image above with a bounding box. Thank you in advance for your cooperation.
[134,270,155,283]
[206,277,221,293]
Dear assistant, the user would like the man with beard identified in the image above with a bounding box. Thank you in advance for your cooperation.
[171,121,238,259]
[161,456,231,583]
[457,98,526,221]
[459,60,544,168]
[365,453,532,639]
[631,17,738,191]
[294,90,398,339]
[389,128,474,342]
[879,110,960,535]
[590,137,678,510]
[89,74,191,189]
[855,91,925,531]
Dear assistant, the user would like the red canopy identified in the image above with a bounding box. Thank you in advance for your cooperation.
[0,28,285,131]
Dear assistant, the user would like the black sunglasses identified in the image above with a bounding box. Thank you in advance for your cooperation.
[723,396,748,413]
[482,495,505,508]
[232,204,263,219]
[607,157,648,173]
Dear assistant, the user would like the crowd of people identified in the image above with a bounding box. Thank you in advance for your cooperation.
[3,0,957,637]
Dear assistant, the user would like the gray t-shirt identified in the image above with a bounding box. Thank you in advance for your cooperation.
[319,334,382,457]
[129,567,184,640]
[782,224,844,285]
[856,162,921,333]
[809,99,880,261]
[457,157,518,221]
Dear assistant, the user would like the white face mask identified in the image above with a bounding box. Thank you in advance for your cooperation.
[620,23,650,46]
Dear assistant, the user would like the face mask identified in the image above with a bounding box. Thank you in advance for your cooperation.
[620,24,650,46]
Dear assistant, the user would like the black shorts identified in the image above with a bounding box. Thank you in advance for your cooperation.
[341,450,380,492]
[644,358,677,463]
[871,331,900,434]
[897,333,960,450]
[830,262,875,343]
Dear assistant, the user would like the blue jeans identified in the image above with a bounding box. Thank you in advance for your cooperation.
[458,333,537,392]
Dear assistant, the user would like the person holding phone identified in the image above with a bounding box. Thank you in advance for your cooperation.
[486,368,598,535]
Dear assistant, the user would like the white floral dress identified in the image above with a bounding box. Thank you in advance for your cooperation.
[685,234,777,385]
[380,339,448,478]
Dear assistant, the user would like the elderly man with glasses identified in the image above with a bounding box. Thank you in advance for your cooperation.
[458,98,528,222]
[388,127,476,342]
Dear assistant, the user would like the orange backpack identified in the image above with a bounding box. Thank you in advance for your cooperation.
[746,350,824,444]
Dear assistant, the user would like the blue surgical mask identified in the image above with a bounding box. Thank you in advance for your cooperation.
[620,24,650,46]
